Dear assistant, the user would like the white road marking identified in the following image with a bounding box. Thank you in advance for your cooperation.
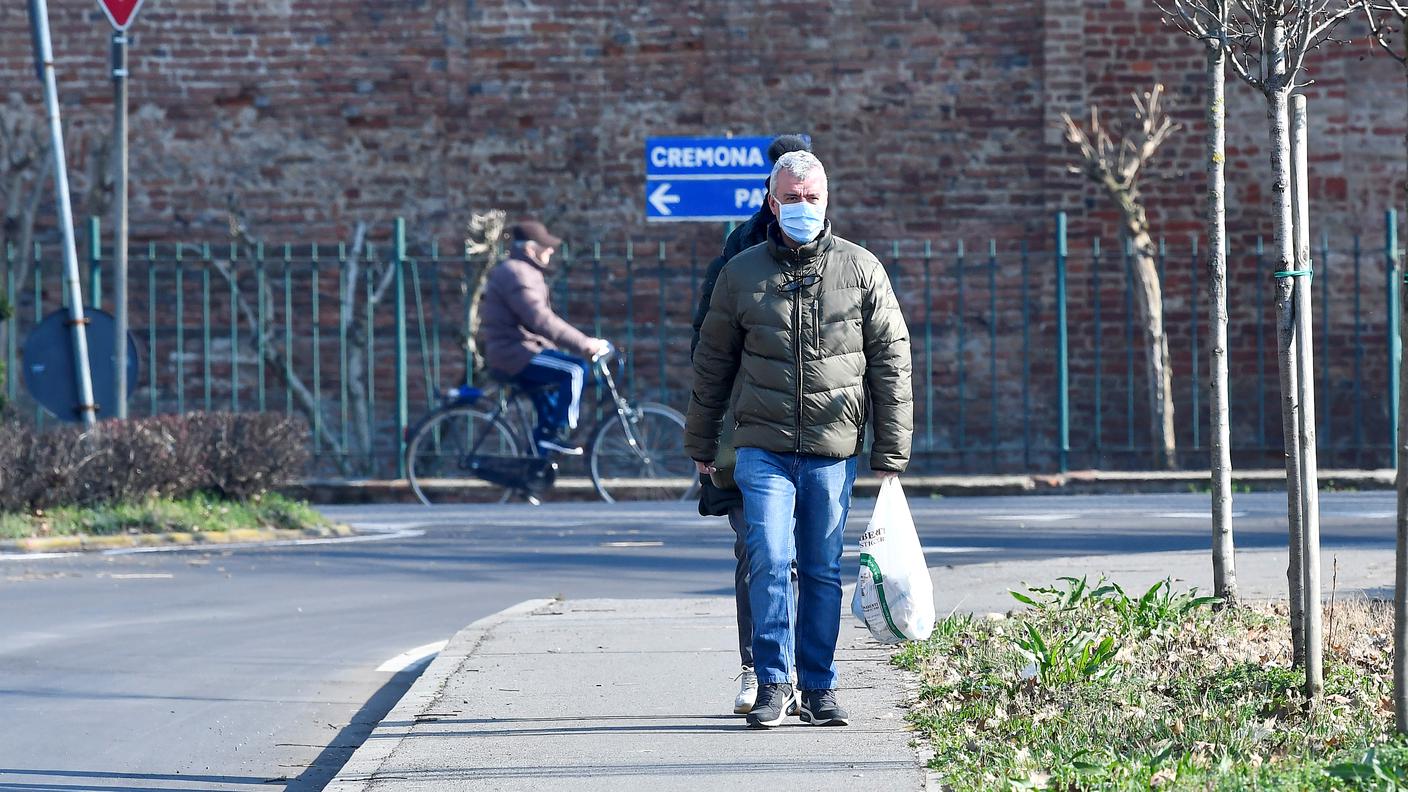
[0,527,425,561]
[980,514,1080,522]
[107,573,174,580]
[377,640,449,673]
[1334,511,1395,519]
[1154,511,1249,520]
[599,541,664,548]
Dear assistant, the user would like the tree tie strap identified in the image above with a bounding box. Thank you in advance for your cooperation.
[1274,269,1313,280]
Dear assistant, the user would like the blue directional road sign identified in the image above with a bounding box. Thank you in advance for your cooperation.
[645,136,773,222]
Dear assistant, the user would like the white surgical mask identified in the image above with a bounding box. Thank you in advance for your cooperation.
[776,200,826,245]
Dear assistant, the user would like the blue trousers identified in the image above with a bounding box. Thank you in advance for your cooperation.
[733,447,857,690]
[514,350,588,444]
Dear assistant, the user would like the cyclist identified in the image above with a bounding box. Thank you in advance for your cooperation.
[479,219,610,456]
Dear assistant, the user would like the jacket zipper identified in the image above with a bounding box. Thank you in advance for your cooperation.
[811,298,821,353]
[793,290,803,453]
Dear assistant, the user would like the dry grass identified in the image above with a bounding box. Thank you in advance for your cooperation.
[895,577,1405,791]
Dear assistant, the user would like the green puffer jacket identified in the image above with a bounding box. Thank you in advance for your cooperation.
[685,222,914,472]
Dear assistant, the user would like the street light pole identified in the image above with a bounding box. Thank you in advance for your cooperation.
[28,0,97,428]
[112,30,129,419]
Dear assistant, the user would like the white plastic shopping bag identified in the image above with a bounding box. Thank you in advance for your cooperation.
[850,477,935,644]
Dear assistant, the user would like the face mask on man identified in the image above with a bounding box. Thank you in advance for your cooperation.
[775,199,826,245]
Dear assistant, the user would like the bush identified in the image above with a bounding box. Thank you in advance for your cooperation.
[0,412,309,513]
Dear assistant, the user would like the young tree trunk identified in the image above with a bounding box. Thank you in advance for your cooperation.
[1268,78,1307,668]
[1396,60,1408,735]
[1291,93,1322,700]
[1206,40,1239,607]
[1115,196,1177,470]
[461,257,493,383]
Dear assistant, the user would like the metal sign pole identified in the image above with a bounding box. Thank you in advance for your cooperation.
[28,0,97,428]
[112,30,129,419]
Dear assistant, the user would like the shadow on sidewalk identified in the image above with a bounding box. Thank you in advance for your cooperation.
[284,668,426,792]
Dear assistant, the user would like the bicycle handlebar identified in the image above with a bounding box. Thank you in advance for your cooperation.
[591,342,617,365]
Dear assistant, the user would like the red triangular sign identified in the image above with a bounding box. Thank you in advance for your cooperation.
[97,0,145,30]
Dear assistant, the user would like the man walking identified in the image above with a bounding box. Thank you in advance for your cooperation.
[690,133,811,715]
[686,151,913,728]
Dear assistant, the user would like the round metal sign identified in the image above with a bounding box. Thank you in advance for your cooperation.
[21,308,140,422]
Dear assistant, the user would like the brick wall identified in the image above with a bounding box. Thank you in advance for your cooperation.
[2,0,1404,470]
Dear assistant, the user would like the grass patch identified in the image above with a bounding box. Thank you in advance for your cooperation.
[0,493,330,540]
[898,576,1404,790]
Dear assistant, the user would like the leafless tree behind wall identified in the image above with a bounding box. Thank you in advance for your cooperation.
[1155,0,1240,607]
[0,95,114,403]
[461,209,506,384]
[1060,85,1179,471]
[216,204,390,478]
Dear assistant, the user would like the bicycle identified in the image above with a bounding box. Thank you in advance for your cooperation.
[404,348,698,505]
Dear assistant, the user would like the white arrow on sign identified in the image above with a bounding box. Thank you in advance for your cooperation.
[649,183,681,216]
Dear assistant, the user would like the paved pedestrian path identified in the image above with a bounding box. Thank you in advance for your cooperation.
[327,597,928,791]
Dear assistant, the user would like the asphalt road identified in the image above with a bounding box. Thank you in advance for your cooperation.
[0,491,1397,791]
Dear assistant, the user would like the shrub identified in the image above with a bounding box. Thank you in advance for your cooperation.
[0,412,309,513]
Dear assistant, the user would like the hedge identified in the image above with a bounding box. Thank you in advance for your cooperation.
[0,412,310,513]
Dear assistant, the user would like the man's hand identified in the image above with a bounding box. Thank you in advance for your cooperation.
[695,460,718,475]
[587,338,612,360]
[875,471,900,480]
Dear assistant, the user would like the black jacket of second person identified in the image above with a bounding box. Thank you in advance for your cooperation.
[689,202,774,516]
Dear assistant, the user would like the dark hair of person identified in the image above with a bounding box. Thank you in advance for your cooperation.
[767,133,811,163]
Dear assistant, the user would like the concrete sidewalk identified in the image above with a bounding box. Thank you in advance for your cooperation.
[326,544,1395,791]
[327,598,929,791]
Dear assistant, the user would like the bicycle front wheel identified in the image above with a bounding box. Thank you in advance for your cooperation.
[588,403,697,503]
[406,406,519,505]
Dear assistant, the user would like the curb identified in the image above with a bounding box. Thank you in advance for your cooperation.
[0,524,357,554]
[323,598,558,792]
[286,468,1397,504]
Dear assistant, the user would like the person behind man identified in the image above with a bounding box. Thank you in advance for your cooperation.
[479,220,610,456]
[690,133,811,715]
[686,150,913,729]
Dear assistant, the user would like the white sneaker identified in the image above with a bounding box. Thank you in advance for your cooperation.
[733,667,759,714]
[537,438,584,456]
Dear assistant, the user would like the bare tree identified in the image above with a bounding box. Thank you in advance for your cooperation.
[1223,0,1356,698]
[0,96,114,408]
[1156,0,1241,607]
[460,210,506,383]
[1362,0,1408,734]
[215,204,393,477]
[1061,85,1180,471]
[0,94,53,308]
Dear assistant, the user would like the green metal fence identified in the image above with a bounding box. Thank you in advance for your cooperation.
[1,213,1402,477]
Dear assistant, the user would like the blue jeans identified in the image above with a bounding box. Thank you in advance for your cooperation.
[733,447,857,690]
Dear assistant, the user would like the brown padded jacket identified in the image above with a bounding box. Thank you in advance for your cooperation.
[685,223,914,472]
[478,252,594,376]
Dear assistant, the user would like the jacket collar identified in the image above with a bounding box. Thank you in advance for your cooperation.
[766,220,834,269]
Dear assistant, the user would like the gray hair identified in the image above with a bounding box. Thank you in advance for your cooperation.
[769,150,827,191]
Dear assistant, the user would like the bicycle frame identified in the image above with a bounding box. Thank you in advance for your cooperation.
[591,356,656,466]
[457,353,655,488]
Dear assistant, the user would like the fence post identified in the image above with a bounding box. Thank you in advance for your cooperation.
[1056,212,1070,473]
[394,218,409,479]
[1390,209,1401,466]
[88,217,101,310]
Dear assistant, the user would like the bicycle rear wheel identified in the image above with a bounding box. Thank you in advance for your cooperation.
[588,403,697,503]
[406,406,519,505]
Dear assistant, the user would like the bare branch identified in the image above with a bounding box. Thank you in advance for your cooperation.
[208,256,350,475]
